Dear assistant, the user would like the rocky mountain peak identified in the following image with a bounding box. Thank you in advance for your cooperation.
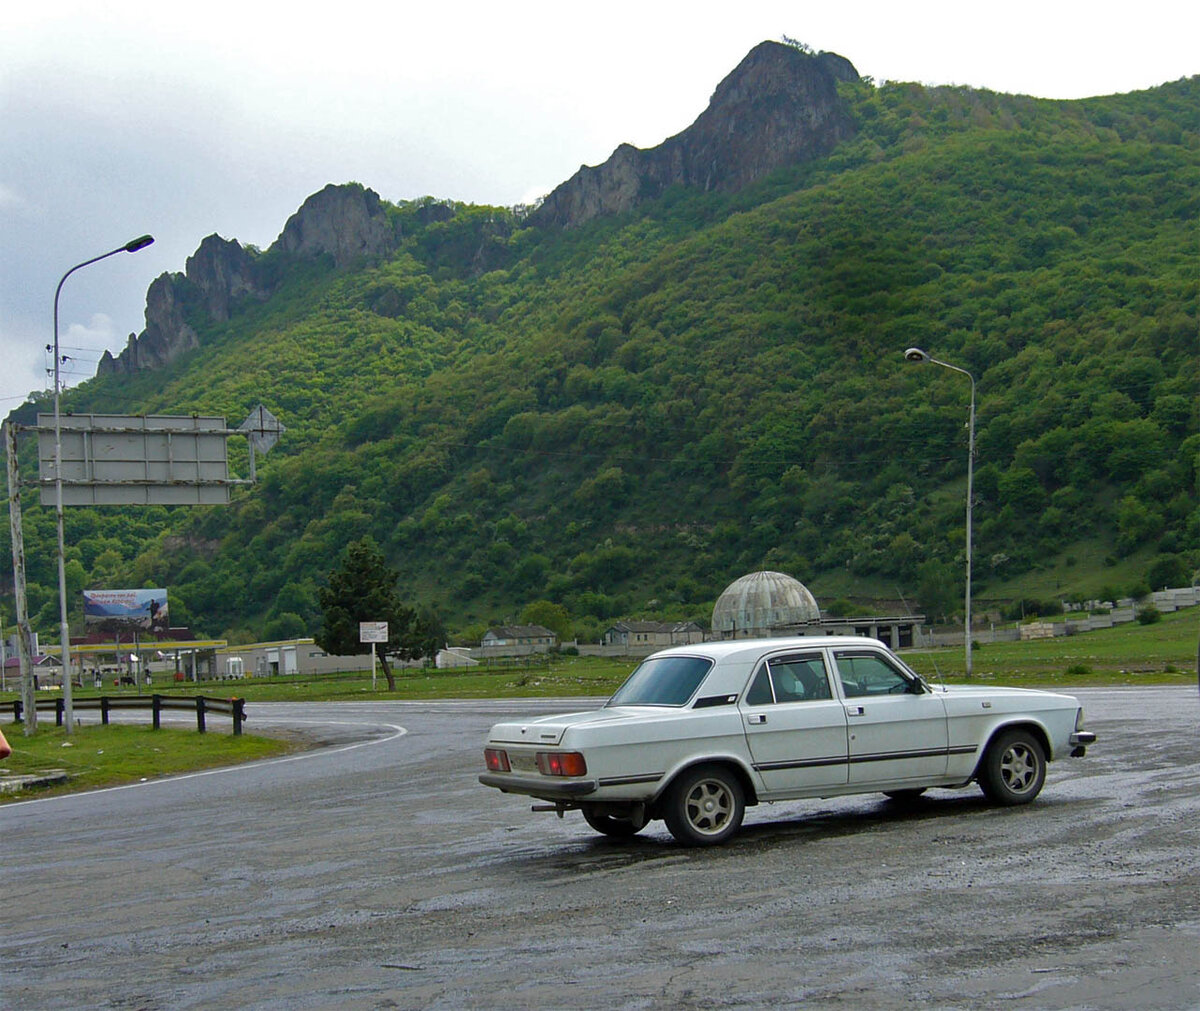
[272,182,396,266]
[530,41,860,229]
[97,232,260,379]
[98,183,397,379]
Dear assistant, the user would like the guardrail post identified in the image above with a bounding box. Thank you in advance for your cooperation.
[2,694,243,733]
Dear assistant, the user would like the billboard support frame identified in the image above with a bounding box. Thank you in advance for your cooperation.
[4,410,280,734]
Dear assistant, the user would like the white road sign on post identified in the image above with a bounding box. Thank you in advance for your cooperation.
[360,622,388,690]
[359,622,388,643]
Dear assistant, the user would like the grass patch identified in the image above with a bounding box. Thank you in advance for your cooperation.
[0,724,296,803]
[903,606,1198,685]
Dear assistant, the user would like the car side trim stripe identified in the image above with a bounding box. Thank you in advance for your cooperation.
[849,745,978,764]
[755,756,847,771]
[754,745,977,773]
[598,773,663,787]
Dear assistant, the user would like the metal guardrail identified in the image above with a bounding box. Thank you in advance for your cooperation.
[7,695,246,735]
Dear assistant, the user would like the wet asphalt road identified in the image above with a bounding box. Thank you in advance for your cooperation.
[1,686,1197,1010]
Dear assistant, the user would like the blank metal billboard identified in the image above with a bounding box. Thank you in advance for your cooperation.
[37,414,233,506]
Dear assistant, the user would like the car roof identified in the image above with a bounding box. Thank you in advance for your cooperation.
[647,636,889,665]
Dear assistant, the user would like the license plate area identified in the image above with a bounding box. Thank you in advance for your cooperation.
[507,751,539,773]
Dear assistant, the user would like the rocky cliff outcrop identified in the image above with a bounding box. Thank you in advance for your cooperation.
[530,42,859,229]
[96,233,260,378]
[97,272,200,376]
[274,182,397,266]
[185,233,264,322]
[98,183,397,378]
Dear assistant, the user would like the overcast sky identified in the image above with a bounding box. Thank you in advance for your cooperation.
[2,1,1196,412]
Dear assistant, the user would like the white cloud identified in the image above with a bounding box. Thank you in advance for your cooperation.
[63,312,117,348]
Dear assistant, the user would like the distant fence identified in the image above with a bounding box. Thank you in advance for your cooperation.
[7,695,246,735]
[921,587,1199,649]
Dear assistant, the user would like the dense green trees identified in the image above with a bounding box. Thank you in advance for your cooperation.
[2,74,1195,644]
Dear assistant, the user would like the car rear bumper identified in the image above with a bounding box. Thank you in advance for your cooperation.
[479,773,598,798]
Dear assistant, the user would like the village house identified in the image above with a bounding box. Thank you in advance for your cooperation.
[602,620,704,650]
[479,624,558,658]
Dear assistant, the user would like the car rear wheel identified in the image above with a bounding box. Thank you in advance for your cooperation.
[978,729,1046,805]
[662,764,745,846]
[581,805,647,838]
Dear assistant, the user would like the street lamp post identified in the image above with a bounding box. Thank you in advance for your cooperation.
[904,347,976,678]
[52,235,154,730]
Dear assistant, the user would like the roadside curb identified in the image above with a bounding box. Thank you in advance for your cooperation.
[0,770,70,794]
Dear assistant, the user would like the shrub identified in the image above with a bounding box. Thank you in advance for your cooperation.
[1136,605,1162,625]
[1146,554,1188,590]
[1004,598,1064,620]
[1065,663,1093,677]
[825,598,855,617]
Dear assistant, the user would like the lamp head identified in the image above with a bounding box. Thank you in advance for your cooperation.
[904,347,930,363]
[124,234,155,253]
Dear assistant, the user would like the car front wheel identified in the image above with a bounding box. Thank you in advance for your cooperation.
[662,764,745,846]
[979,729,1046,805]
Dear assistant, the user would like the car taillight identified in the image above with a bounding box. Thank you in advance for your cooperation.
[536,751,587,777]
[484,748,510,772]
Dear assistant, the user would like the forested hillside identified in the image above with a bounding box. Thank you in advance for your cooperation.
[4,69,1197,645]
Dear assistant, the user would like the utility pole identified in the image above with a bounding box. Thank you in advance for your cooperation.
[5,421,37,732]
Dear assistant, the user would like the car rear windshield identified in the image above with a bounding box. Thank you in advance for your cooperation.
[607,655,714,707]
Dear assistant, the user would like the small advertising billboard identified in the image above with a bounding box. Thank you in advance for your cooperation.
[83,589,170,634]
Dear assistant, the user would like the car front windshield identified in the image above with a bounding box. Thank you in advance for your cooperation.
[607,655,714,707]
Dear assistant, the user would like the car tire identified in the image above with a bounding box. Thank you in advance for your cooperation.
[581,805,647,838]
[662,764,745,846]
[978,729,1046,805]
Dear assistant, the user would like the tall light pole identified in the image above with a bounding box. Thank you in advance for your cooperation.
[904,347,976,678]
[52,235,154,731]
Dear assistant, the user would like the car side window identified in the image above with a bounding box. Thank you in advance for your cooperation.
[747,654,833,704]
[834,652,910,698]
[745,665,774,705]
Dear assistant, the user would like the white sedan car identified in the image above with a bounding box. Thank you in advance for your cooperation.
[479,637,1096,846]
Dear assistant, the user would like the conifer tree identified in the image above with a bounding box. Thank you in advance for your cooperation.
[316,538,438,689]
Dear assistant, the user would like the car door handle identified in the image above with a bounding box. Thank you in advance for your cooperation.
[846,706,865,716]
[747,714,767,724]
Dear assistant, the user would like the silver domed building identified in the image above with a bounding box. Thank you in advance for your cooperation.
[711,570,821,639]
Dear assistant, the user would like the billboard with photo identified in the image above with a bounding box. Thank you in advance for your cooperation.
[83,589,170,634]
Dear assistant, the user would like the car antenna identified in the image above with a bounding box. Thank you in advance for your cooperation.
[897,586,943,687]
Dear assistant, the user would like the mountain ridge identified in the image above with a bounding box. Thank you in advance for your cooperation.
[530,41,859,228]
[97,41,860,379]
